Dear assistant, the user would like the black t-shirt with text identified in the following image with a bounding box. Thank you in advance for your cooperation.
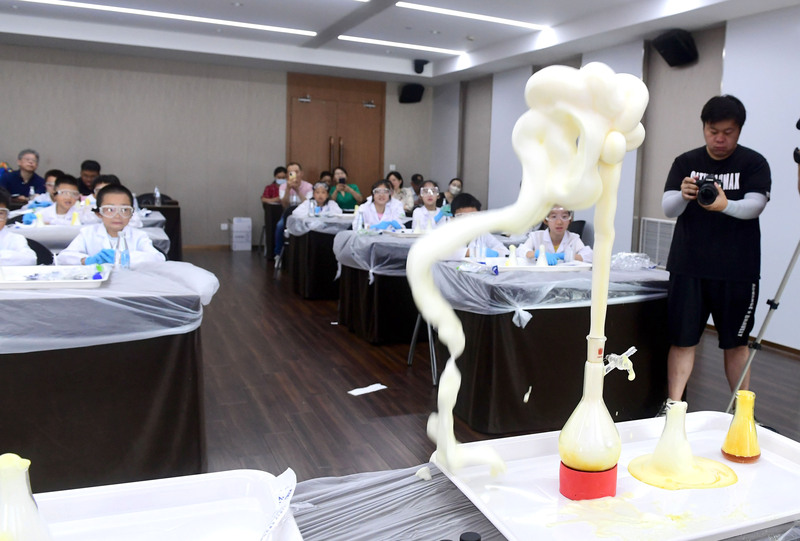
[664,145,771,281]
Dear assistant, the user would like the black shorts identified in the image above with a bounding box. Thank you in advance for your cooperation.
[668,274,758,349]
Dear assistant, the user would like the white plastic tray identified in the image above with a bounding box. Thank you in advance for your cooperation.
[35,469,302,541]
[435,412,800,541]
[0,265,111,289]
[386,229,424,237]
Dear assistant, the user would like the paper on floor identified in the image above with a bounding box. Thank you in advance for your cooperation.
[348,383,387,396]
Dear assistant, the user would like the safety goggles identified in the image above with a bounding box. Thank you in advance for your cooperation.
[420,188,439,196]
[98,205,134,218]
[56,190,80,197]
[372,188,391,196]
[0,209,8,220]
[546,211,573,222]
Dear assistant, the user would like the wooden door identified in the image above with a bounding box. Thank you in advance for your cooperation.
[287,73,385,190]
[288,97,337,184]
[335,101,384,195]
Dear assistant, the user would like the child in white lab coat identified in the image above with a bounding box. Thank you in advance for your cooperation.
[449,193,509,258]
[0,187,37,265]
[292,182,343,218]
[353,179,406,231]
[411,180,451,231]
[35,175,82,225]
[522,205,592,265]
[58,184,165,268]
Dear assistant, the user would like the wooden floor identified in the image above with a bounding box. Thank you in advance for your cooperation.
[184,249,800,481]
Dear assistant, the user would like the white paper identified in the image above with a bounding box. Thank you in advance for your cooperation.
[347,383,387,396]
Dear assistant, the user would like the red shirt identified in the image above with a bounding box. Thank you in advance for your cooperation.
[262,182,280,199]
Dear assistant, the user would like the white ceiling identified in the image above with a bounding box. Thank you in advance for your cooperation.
[0,0,798,84]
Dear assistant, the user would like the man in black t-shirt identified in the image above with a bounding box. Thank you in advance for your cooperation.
[662,95,771,407]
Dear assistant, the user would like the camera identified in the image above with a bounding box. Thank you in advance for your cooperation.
[794,116,800,164]
[338,177,346,184]
[696,176,721,206]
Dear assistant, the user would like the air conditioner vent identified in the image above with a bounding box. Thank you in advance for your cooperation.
[639,217,674,269]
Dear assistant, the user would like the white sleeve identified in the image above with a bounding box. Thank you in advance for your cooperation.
[57,232,90,265]
[291,200,309,217]
[129,231,166,268]
[326,201,342,215]
[0,234,37,265]
[571,235,593,263]
[411,207,423,230]
[721,192,768,220]
[487,234,510,257]
[662,190,688,218]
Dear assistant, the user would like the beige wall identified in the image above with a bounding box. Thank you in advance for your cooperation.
[0,43,433,246]
[460,76,492,207]
[636,26,725,226]
[384,83,433,181]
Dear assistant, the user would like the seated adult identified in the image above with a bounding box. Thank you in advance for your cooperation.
[77,159,101,197]
[449,193,509,258]
[353,179,406,230]
[410,173,424,209]
[438,177,462,207]
[33,175,82,226]
[0,187,37,265]
[274,162,312,257]
[261,166,287,204]
[0,149,45,204]
[522,205,593,265]
[411,180,450,231]
[386,170,414,214]
[329,166,363,210]
[292,182,343,217]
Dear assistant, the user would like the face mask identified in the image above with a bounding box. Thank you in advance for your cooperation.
[449,186,461,195]
[275,177,286,185]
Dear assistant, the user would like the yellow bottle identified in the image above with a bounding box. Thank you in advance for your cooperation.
[721,390,760,463]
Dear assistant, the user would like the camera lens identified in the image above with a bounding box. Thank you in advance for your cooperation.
[696,179,718,206]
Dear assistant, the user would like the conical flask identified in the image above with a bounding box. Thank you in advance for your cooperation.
[0,453,54,541]
[721,390,760,463]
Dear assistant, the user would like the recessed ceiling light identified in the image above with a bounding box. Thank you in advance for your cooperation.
[430,29,440,35]
[338,35,464,56]
[230,2,243,6]
[396,2,547,31]
[18,0,317,36]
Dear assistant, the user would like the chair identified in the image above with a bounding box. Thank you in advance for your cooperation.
[26,238,54,265]
[407,313,438,385]
[137,192,175,206]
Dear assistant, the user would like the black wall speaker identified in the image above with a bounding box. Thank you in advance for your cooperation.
[399,83,425,104]
[653,29,698,67]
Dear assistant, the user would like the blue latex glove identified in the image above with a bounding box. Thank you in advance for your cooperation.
[370,221,392,231]
[535,250,565,266]
[435,205,452,223]
[485,248,499,257]
[85,248,116,265]
[22,213,37,225]
[29,200,53,209]
[388,220,403,230]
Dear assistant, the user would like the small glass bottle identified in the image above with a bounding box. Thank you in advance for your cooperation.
[153,186,162,206]
[721,390,760,463]
[0,453,54,541]
[118,234,131,269]
[28,185,36,201]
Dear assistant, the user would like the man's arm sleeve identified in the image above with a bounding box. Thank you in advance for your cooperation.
[721,192,768,219]
[662,190,688,218]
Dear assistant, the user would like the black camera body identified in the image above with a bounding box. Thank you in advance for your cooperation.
[696,176,722,206]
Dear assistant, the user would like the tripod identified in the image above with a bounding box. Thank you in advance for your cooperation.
[725,235,800,413]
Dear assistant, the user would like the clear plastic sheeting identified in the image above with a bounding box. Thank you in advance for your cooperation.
[287,215,353,237]
[333,230,416,280]
[0,261,219,354]
[292,463,503,541]
[611,252,655,271]
[432,261,669,322]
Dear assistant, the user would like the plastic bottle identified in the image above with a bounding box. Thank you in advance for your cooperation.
[0,453,54,541]
[28,185,36,200]
[290,190,300,207]
[119,234,130,269]
[153,186,162,206]
[132,193,140,212]
[721,390,760,463]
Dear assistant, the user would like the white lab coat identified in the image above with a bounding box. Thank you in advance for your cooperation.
[447,233,510,260]
[353,197,406,229]
[58,223,165,268]
[521,229,592,263]
[292,199,342,217]
[0,228,37,265]
[39,203,82,226]
[411,206,448,231]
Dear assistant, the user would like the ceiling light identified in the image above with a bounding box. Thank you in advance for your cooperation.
[338,35,464,56]
[396,2,547,30]
[18,0,316,36]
